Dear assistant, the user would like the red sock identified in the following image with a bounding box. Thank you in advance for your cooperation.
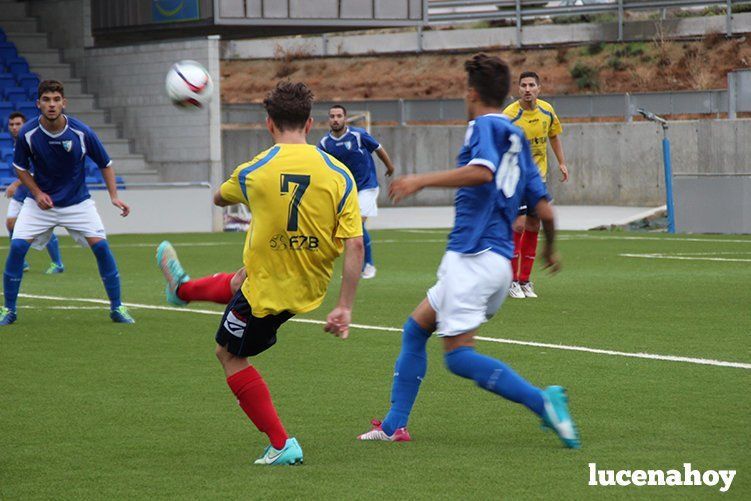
[519,230,539,283]
[177,272,234,304]
[227,365,288,450]
[511,230,523,281]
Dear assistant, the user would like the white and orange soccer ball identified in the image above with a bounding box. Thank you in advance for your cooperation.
[165,60,214,109]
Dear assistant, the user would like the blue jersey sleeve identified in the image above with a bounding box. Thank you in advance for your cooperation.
[467,119,499,173]
[12,134,32,171]
[84,127,111,169]
[318,136,329,152]
[360,130,380,153]
[520,139,549,209]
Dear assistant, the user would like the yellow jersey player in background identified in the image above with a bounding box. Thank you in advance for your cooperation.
[209,81,364,466]
[503,71,569,299]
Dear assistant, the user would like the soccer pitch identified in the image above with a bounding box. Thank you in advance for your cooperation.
[1,230,749,499]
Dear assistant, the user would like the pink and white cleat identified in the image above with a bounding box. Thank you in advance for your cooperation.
[357,419,411,442]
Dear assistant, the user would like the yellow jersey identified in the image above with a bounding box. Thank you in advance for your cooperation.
[502,99,562,178]
[220,143,362,317]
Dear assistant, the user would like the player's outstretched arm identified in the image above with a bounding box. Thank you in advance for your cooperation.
[15,168,52,210]
[535,198,561,274]
[5,179,21,199]
[389,165,493,203]
[324,236,364,340]
[101,166,130,217]
[549,135,569,183]
[375,147,396,177]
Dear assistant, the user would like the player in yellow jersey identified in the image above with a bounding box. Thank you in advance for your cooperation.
[502,71,569,299]
[202,82,363,465]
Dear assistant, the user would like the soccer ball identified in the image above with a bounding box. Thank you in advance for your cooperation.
[165,60,214,110]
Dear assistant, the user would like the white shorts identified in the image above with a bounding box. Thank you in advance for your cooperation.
[6,199,24,219]
[13,198,106,250]
[358,187,379,218]
[427,250,512,337]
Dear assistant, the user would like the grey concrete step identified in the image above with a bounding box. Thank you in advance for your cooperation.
[4,32,49,52]
[109,155,150,173]
[0,2,28,18]
[101,139,132,157]
[21,50,61,66]
[56,79,84,95]
[64,95,97,112]
[0,18,36,32]
[119,171,162,184]
[92,124,121,142]
[29,63,72,80]
[67,110,108,127]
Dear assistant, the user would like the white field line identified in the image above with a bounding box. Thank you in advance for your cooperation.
[17,293,751,371]
[620,253,751,263]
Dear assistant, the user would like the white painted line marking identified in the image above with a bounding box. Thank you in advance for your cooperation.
[620,253,751,263]
[17,293,751,370]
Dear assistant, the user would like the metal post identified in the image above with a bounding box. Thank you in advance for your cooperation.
[617,0,624,42]
[625,93,632,122]
[515,0,522,48]
[662,125,675,233]
[728,71,737,119]
[399,98,406,126]
[322,33,329,57]
[417,25,423,53]
[726,0,732,37]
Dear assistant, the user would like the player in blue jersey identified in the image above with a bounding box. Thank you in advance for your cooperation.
[357,54,580,449]
[318,106,395,279]
[0,80,133,325]
[5,111,64,274]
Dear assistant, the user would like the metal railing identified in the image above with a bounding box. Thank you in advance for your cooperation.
[428,0,749,46]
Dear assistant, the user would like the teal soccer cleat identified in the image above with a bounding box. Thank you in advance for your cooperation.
[541,385,581,449]
[110,305,135,324]
[22,261,30,272]
[0,307,17,326]
[44,263,65,274]
[253,438,304,466]
[156,241,189,306]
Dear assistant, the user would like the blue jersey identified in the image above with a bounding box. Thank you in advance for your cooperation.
[448,114,549,259]
[318,126,381,191]
[13,115,111,208]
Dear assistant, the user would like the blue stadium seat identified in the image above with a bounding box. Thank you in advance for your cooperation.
[0,102,13,129]
[4,87,26,103]
[0,165,12,178]
[0,146,13,163]
[0,176,17,187]
[6,58,29,75]
[0,42,17,60]
[0,31,6,44]
[16,72,39,90]
[0,74,15,90]
[116,176,126,188]
[0,132,12,149]
[16,102,39,118]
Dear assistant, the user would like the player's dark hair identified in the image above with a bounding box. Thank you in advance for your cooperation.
[519,71,540,84]
[464,53,510,107]
[263,81,313,132]
[330,104,347,115]
[38,80,65,99]
[8,111,26,122]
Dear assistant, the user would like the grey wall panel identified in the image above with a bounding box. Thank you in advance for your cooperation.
[245,0,262,17]
[219,0,245,18]
[376,0,408,19]
[341,0,374,19]
[674,176,751,233]
[263,0,288,18]
[290,0,338,18]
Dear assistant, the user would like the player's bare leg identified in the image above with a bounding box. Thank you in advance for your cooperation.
[216,343,303,465]
[87,236,133,323]
[358,299,436,441]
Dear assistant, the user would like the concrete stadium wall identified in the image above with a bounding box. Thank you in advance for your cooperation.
[27,0,93,78]
[222,13,751,59]
[223,119,751,207]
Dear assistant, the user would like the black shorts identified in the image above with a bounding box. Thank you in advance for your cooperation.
[215,289,294,357]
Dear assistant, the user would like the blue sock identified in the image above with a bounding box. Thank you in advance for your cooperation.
[91,240,121,309]
[8,228,29,270]
[3,239,31,310]
[444,346,545,417]
[382,317,433,435]
[46,234,63,267]
[362,224,373,267]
